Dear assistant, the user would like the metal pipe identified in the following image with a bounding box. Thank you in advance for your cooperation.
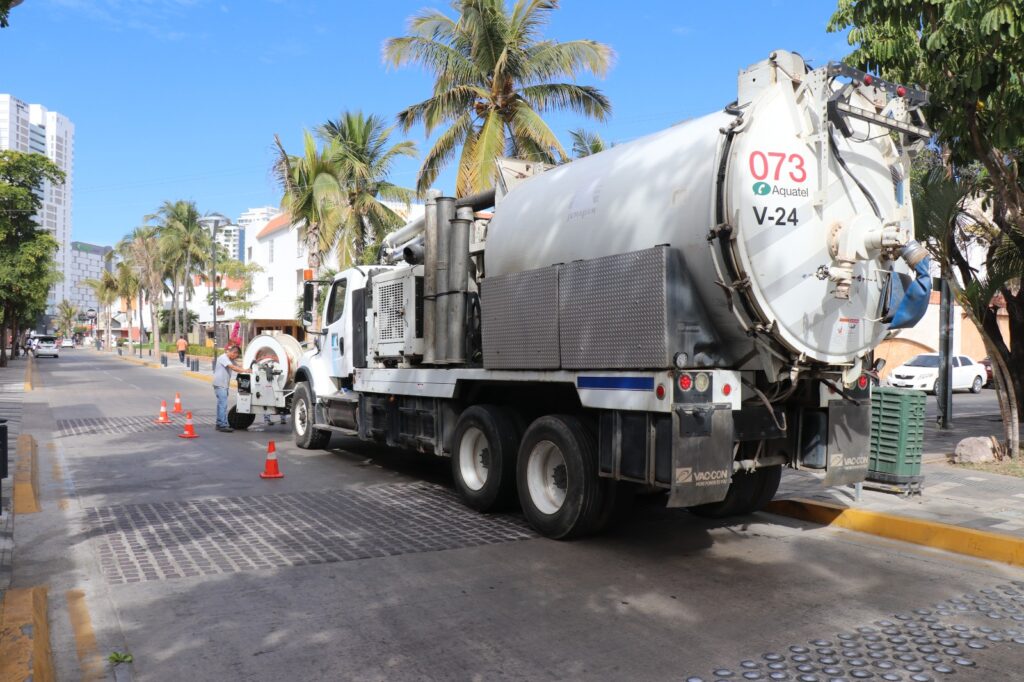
[422,190,441,365]
[447,206,473,364]
[381,215,426,250]
[454,188,496,211]
[402,241,424,265]
[433,197,455,365]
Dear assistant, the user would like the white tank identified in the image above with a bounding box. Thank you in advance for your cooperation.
[242,333,304,388]
[486,52,916,368]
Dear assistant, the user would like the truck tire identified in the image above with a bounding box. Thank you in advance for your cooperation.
[292,382,330,450]
[688,465,782,518]
[451,405,521,512]
[227,406,255,431]
[516,415,609,540]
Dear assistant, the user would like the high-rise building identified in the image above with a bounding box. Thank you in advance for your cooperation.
[238,207,278,262]
[201,213,243,261]
[0,94,75,324]
[67,242,113,314]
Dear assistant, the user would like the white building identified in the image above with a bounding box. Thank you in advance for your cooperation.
[67,241,112,313]
[0,94,75,323]
[243,202,425,336]
[238,207,278,231]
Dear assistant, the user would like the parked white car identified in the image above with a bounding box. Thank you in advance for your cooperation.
[33,336,60,358]
[888,353,986,394]
[60,338,74,349]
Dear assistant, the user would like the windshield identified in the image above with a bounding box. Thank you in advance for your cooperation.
[906,355,939,368]
[38,336,56,344]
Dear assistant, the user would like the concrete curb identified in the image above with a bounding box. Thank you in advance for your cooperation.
[765,498,1024,568]
[0,585,54,681]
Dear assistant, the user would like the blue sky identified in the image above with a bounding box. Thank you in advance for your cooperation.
[3,0,851,246]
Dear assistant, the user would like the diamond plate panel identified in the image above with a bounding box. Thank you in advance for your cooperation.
[481,266,559,369]
[559,247,670,369]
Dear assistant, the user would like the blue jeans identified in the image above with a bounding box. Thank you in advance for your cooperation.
[214,386,229,427]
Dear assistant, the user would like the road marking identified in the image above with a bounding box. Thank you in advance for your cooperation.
[766,498,1024,568]
[13,434,40,514]
[0,586,55,682]
[65,590,104,681]
[23,356,35,391]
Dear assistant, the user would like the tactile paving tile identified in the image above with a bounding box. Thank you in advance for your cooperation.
[57,414,217,437]
[84,483,536,584]
[688,581,1024,681]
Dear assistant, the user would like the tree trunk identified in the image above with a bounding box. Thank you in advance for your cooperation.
[12,316,20,360]
[183,253,191,342]
[1003,286,1024,418]
[151,291,161,364]
[0,304,8,368]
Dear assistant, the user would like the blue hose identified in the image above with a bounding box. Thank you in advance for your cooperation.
[889,254,931,329]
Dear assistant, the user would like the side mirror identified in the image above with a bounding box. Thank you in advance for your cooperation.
[302,281,315,327]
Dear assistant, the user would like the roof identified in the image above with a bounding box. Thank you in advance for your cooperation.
[255,212,292,239]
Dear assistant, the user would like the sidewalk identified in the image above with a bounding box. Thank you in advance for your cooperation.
[0,356,29,594]
[771,413,1024,566]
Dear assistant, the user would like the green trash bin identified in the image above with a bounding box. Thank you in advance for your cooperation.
[868,386,926,485]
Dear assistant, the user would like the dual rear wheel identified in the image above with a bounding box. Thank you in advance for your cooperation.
[450,408,781,539]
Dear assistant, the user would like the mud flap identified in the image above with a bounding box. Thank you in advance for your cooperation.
[667,406,734,507]
[823,400,871,486]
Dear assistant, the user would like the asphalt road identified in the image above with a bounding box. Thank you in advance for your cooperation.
[922,386,1002,421]
[14,351,1024,681]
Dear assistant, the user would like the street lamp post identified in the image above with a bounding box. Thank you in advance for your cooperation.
[210,222,218,370]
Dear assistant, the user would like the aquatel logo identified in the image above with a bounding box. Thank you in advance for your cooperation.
[751,182,808,198]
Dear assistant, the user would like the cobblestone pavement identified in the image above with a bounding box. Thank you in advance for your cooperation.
[85,483,534,585]
[690,579,1024,681]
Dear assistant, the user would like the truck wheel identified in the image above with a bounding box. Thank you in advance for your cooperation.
[517,415,609,540]
[227,406,255,431]
[293,383,330,449]
[689,465,782,518]
[451,405,521,513]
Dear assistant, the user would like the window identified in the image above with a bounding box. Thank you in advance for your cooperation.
[951,357,961,368]
[268,277,274,292]
[325,279,348,325]
[268,239,274,263]
[958,356,972,366]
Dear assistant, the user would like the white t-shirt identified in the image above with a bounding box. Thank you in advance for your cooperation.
[213,353,235,388]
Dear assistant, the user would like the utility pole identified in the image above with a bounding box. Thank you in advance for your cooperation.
[211,222,218,371]
[938,270,953,429]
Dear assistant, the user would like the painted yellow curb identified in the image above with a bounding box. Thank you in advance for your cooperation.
[0,586,55,682]
[13,434,39,514]
[23,356,35,392]
[766,498,1024,568]
[66,590,104,681]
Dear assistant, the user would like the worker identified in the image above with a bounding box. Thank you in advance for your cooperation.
[213,344,250,433]
[176,335,188,364]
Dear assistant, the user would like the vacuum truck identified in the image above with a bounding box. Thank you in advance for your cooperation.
[230,51,933,539]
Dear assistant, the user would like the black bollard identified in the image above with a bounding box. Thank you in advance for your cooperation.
[1,418,7,513]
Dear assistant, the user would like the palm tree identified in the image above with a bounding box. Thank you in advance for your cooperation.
[83,271,118,350]
[108,258,140,350]
[568,128,607,158]
[56,299,77,338]
[317,111,418,265]
[914,166,1020,458]
[114,227,165,360]
[273,131,345,274]
[385,0,614,196]
[151,200,207,338]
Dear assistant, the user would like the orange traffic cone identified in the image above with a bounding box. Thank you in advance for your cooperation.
[155,400,171,424]
[178,411,198,439]
[172,392,183,414]
[259,441,284,479]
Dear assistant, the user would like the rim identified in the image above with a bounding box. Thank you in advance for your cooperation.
[458,426,490,491]
[973,377,982,390]
[526,439,568,515]
[295,397,308,436]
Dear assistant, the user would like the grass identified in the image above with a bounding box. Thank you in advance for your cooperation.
[958,455,1024,478]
